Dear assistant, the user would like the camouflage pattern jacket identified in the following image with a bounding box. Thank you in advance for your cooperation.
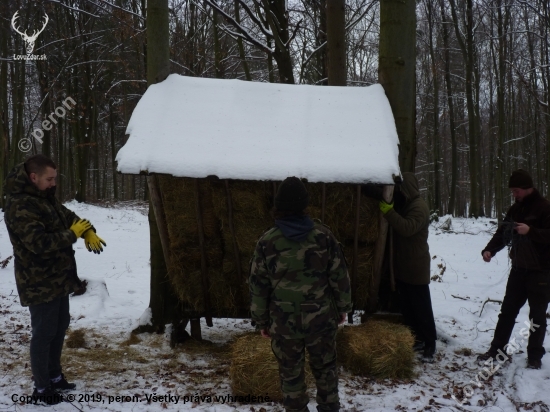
[3,163,81,307]
[249,220,352,339]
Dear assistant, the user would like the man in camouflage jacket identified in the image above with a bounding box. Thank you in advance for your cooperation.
[250,177,352,412]
[3,154,106,402]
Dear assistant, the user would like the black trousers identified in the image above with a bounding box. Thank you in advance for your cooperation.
[28,295,70,389]
[396,279,437,344]
[490,267,550,361]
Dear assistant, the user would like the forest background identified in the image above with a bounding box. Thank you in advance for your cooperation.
[0,0,549,220]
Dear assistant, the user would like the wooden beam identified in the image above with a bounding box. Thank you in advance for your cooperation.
[146,175,171,267]
[348,185,362,324]
[367,185,394,314]
[194,179,214,327]
[225,180,243,286]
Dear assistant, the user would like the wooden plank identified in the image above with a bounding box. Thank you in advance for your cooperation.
[225,180,243,285]
[194,179,214,327]
[146,175,171,267]
[367,185,394,314]
[348,185,362,324]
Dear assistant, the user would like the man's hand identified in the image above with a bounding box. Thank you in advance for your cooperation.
[339,313,347,325]
[482,251,492,262]
[379,201,394,215]
[70,219,92,238]
[514,223,530,235]
[83,230,107,254]
[260,328,271,339]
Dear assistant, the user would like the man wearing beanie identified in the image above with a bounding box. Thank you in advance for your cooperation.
[478,169,550,369]
[249,176,352,412]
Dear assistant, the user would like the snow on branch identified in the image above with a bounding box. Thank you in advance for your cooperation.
[201,0,271,54]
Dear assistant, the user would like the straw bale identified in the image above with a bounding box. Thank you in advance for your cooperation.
[336,320,415,379]
[157,176,380,314]
[229,333,314,402]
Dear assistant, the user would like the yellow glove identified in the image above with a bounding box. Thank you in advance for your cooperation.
[70,219,92,238]
[379,201,394,214]
[83,230,107,254]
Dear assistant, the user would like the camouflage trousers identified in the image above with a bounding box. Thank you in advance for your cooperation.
[271,329,339,412]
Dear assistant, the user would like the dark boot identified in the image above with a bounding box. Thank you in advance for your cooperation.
[421,341,436,363]
[32,385,63,405]
[526,358,542,370]
[477,349,497,363]
[51,373,76,391]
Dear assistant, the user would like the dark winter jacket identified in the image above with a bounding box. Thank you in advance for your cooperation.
[482,189,550,271]
[3,163,82,306]
[383,172,431,285]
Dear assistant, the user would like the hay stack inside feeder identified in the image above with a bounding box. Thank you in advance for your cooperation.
[157,175,380,315]
[337,320,416,379]
[230,333,314,401]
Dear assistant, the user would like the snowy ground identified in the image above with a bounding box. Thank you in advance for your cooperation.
[0,202,548,411]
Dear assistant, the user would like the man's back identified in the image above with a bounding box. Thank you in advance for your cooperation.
[250,222,351,339]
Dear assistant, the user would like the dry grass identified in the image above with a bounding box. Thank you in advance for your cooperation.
[65,328,86,348]
[120,333,141,346]
[157,176,380,314]
[60,331,232,390]
[336,320,416,379]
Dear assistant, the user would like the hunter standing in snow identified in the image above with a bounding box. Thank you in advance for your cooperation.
[364,172,437,361]
[478,169,550,369]
[249,176,352,412]
[3,154,106,404]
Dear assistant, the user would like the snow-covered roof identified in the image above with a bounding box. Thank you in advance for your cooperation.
[116,74,400,184]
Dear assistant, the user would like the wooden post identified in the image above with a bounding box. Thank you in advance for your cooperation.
[147,175,171,269]
[367,185,394,315]
[348,185,362,324]
[194,179,214,328]
[225,180,243,286]
[321,183,326,222]
[190,318,202,340]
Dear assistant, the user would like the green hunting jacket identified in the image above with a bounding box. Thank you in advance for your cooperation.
[249,220,352,339]
[3,163,82,307]
[384,172,431,285]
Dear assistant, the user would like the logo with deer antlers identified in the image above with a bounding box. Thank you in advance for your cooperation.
[11,11,49,55]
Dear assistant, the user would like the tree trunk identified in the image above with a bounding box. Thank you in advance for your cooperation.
[439,0,457,215]
[379,0,417,172]
[234,1,251,81]
[0,0,9,210]
[136,0,184,337]
[426,0,441,215]
[265,0,295,84]
[109,102,119,200]
[327,0,346,86]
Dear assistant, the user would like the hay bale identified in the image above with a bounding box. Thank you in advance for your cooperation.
[337,320,415,379]
[230,333,283,401]
[157,176,380,314]
[65,329,86,349]
[230,333,314,401]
